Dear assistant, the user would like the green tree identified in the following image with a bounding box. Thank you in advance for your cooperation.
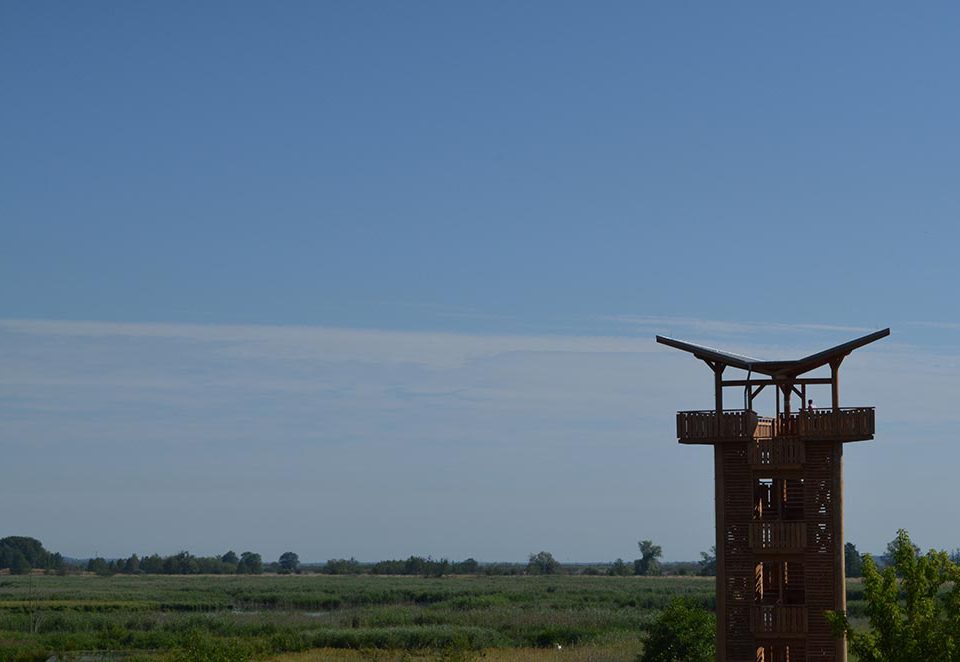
[526,551,560,575]
[453,558,479,574]
[123,554,140,574]
[608,558,632,576]
[278,551,300,573]
[221,550,239,565]
[845,542,864,578]
[237,551,262,574]
[9,550,32,575]
[164,551,199,574]
[0,537,60,571]
[403,556,427,575]
[639,598,715,662]
[634,540,663,576]
[698,546,717,577]
[86,557,110,576]
[324,558,362,574]
[827,529,960,662]
[140,554,163,574]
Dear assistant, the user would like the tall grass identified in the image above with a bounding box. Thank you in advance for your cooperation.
[0,574,859,660]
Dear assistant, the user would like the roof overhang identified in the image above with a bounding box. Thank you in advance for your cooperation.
[656,328,890,378]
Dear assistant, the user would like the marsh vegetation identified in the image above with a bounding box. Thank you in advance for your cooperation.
[0,573,873,661]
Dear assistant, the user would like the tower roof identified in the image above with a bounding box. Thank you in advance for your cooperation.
[655,328,890,378]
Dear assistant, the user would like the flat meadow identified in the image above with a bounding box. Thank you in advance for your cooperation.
[0,573,866,661]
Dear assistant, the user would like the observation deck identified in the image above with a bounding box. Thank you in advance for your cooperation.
[675,407,874,445]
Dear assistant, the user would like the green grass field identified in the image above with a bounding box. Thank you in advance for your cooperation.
[0,573,865,661]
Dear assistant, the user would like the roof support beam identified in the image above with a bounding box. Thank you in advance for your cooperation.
[831,357,844,412]
[714,364,724,431]
[721,378,832,387]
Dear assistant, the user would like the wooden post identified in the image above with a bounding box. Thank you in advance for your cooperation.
[713,364,726,661]
[831,359,842,412]
[714,444,726,661]
[835,442,847,662]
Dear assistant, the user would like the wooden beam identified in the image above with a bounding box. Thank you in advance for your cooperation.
[831,358,843,412]
[781,383,793,415]
[721,378,832,387]
[714,365,725,422]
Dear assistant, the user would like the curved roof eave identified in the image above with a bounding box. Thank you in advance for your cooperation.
[656,328,890,378]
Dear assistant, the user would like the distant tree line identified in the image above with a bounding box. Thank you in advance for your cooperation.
[83,550,307,576]
[321,556,481,576]
[0,537,64,575]
[84,550,270,576]
[0,539,674,578]
[18,534,889,579]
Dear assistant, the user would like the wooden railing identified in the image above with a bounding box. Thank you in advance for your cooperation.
[676,410,773,442]
[748,521,807,552]
[751,605,808,635]
[676,408,874,443]
[750,437,804,468]
[778,407,875,440]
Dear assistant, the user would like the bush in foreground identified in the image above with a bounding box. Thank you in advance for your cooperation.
[827,529,960,662]
[639,598,715,662]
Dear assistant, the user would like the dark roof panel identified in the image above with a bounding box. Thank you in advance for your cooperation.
[787,328,891,375]
[656,328,890,377]
[655,336,762,372]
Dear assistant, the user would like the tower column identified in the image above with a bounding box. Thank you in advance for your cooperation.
[834,442,847,662]
[713,363,726,661]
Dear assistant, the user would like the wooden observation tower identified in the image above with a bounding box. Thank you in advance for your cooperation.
[657,329,889,662]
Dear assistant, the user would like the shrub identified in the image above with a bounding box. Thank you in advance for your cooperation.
[526,551,560,575]
[639,598,715,662]
[827,529,960,662]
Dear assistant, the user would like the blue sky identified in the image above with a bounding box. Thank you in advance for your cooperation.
[2,2,960,561]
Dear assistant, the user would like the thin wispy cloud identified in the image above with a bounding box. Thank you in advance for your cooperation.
[602,315,876,337]
[2,316,958,561]
[0,318,660,370]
